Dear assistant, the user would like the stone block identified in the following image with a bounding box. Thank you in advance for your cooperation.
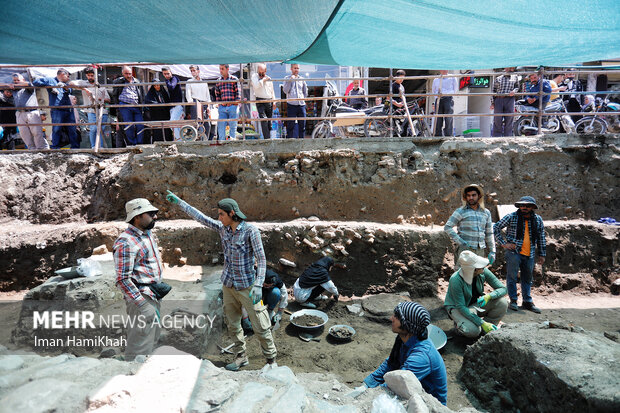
[384,370,423,400]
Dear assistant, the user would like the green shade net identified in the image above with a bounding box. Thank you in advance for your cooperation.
[1,0,619,69]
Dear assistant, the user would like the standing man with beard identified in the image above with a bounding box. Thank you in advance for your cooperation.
[494,196,546,313]
[444,184,496,267]
[282,64,308,139]
[114,199,166,360]
[251,63,276,139]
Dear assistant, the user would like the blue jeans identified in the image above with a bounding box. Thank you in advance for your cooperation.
[286,104,306,138]
[264,288,281,311]
[217,104,238,140]
[51,109,79,149]
[119,103,144,145]
[505,250,534,303]
[87,112,109,148]
[170,105,184,140]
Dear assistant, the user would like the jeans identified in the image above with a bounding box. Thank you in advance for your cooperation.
[119,103,144,145]
[169,105,184,140]
[492,96,515,137]
[217,104,238,140]
[87,112,109,148]
[51,109,79,149]
[264,287,281,311]
[505,250,535,303]
[256,99,273,139]
[434,97,453,137]
[286,104,306,138]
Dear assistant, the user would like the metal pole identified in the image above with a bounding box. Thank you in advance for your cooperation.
[240,64,246,140]
[93,65,102,152]
[537,66,544,135]
[389,68,394,138]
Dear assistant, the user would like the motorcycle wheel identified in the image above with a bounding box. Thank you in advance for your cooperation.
[513,117,537,136]
[545,116,561,133]
[311,121,331,139]
[575,117,607,134]
[364,118,390,137]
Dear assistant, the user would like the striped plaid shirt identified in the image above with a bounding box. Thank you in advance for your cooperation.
[444,205,495,251]
[214,75,240,103]
[493,211,546,258]
[113,225,163,305]
[492,74,519,104]
[178,200,266,289]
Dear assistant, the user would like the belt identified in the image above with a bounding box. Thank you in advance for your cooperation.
[219,103,236,107]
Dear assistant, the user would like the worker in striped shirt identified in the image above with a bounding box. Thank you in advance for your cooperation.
[113,198,163,360]
[166,191,277,371]
[444,184,496,267]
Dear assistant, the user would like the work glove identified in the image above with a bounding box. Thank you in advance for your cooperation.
[166,190,181,204]
[272,312,282,323]
[476,294,491,308]
[346,383,368,398]
[155,307,161,322]
[481,322,498,333]
[250,285,263,304]
[488,252,496,265]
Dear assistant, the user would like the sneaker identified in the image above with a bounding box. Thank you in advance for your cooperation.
[225,353,249,371]
[522,302,541,314]
[300,302,317,309]
[509,301,519,311]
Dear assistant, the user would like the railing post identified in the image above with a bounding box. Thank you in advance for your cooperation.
[389,68,394,138]
[537,66,545,135]
[240,64,246,141]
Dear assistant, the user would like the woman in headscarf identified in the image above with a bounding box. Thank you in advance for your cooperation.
[144,78,172,142]
[293,257,339,309]
[444,250,507,338]
[362,301,448,405]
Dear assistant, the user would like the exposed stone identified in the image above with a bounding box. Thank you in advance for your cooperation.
[92,244,109,255]
[460,323,620,413]
[279,258,297,268]
[384,370,423,399]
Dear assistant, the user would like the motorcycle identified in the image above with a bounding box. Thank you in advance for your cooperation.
[311,77,381,139]
[513,98,575,135]
[574,97,610,134]
[364,97,432,138]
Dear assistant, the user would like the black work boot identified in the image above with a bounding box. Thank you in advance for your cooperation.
[521,302,541,314]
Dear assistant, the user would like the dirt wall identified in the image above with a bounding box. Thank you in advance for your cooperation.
[0,136,618,225]
[1,220,617,294]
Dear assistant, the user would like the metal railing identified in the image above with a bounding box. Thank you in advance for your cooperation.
[0,64,619,152]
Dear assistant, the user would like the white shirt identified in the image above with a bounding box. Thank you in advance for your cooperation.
[293,278,338,303]
[71,80,111,114]
[432,77,459,95]
[185,78,212,104]
[251,73,275,100]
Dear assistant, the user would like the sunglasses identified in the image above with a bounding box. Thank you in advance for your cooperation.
[147,211,158,217]
[518,204,535,208]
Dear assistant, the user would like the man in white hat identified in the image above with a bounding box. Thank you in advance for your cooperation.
[493,196,546,313]
[444,251,507,338]
[444,184,496,267]
[113,198,163,360]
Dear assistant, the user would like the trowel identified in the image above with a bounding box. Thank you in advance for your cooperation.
[299,332,321,342]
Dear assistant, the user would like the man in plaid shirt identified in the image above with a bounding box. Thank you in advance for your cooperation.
[444,184,495,267]
[491,67,520,137]
[166,191,277,371]
[113,198,163,360]
[214,64,240,140]
[494,196,546,313]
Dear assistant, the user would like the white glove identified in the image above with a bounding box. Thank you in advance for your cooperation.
[251,285,263,304]
[346,383,368,398]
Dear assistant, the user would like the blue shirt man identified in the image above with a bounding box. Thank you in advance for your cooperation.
[32,68,79,149]
[525,73,552,108]
[162,67,184,141]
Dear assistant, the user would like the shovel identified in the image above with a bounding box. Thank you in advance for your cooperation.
[299,332,321,342]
